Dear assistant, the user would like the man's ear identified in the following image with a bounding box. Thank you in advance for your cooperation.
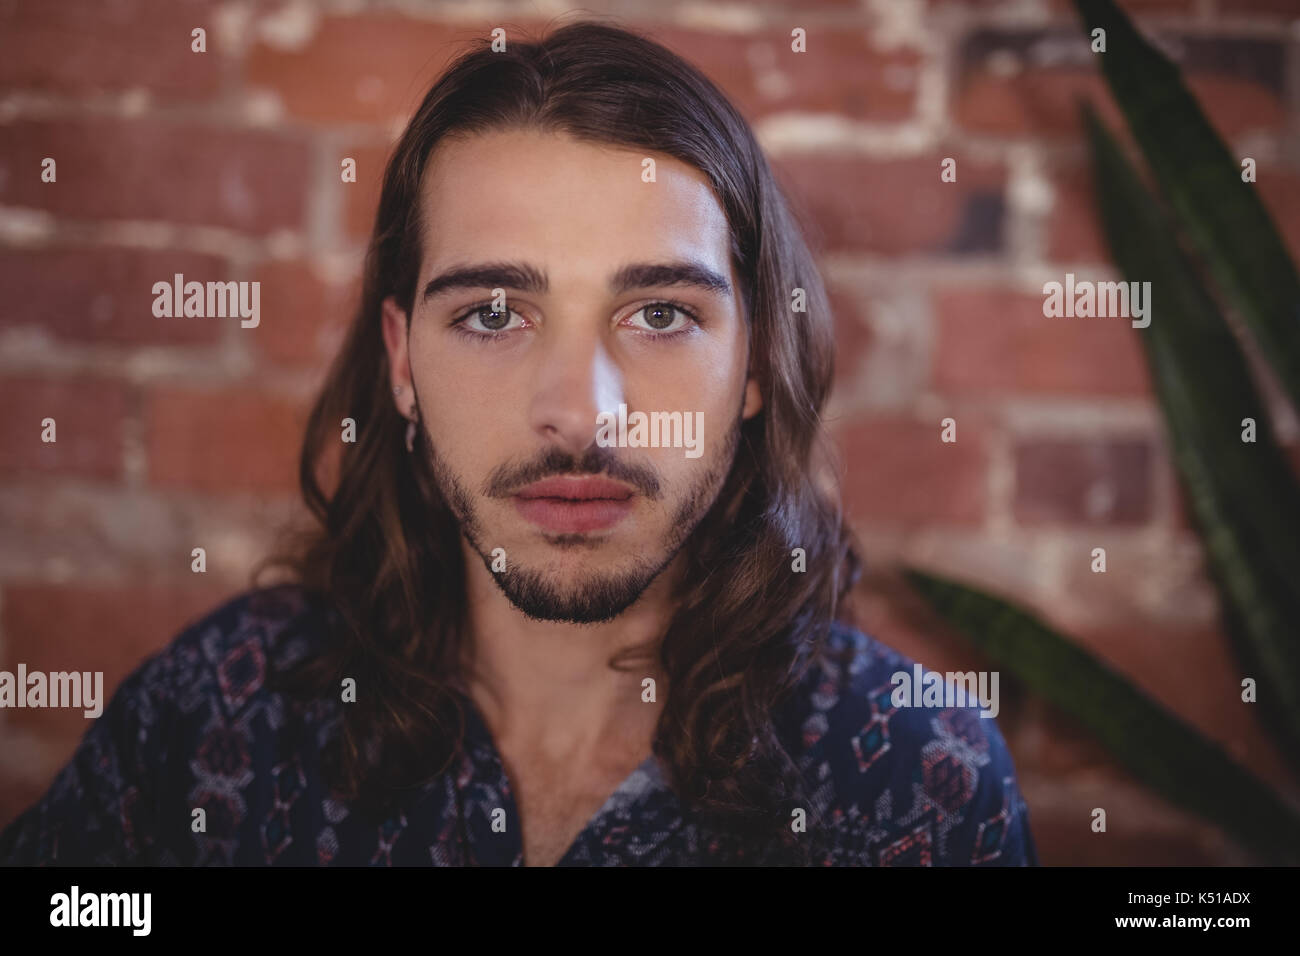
[741,375,763,420]
[381,295,413,411]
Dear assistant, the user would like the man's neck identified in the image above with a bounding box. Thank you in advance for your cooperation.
[458,539,674,769]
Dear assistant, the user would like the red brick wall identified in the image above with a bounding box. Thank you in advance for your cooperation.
[1,0,1297,864]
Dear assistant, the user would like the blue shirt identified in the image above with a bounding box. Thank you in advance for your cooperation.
[0,584,1038,866]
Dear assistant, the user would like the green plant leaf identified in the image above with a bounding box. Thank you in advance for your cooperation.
[1072,0,1300,415]
[1083,102,1300,768]
[903,568,1300,863]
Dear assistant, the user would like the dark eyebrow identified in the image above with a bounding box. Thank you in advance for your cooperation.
[609,261,732,298]
[421,262,547,303]
[419,259,732,304]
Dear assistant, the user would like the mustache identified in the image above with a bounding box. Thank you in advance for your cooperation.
[483,444,662,500]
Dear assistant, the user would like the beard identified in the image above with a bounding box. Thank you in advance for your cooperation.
[416,407,743,625]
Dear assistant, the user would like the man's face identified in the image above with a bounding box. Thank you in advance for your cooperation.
[382,128,762,623]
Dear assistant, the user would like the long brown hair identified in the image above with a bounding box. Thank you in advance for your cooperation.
[254,18,863,864]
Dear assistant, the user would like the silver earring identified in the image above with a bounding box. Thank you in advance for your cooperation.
[393,385,403,396]
[405,415,417,453]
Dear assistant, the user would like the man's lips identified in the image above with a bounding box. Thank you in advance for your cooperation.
[512,476,635,533]
[514,476,635,501]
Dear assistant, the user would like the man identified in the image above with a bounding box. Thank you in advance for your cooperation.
[0,21,1037,866]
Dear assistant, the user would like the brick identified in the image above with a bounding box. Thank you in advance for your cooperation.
[954,30,1287,139]
[245,17,923,127]
[1013,437,1153,525]
[144,386,309,494]
[0,0,223,99]
[743,0,863,8]
[0,482,302,582]
[251,260,356,368]
[1041,0,1199,12]
[341,143,391,241]
[776,154,1005,256]
[1054,535,1221,627]
[1160,38,1284,136]
[244,15,470,125]
[1028,793,1241,865]
[650,27,922,123]
[1255,167,1300,269]
[953,28,1124,138]
[0,376,128,480]
[1047,163,1108,264]
[0,247,227,347]
[1067,619,1298,796]
[932,286,1153,396]
[0,118,309,235]
[946,0,1279,14]
[1013,699,1115,776]
[826,284,875,384]
[1171,469,1198,533]
[940,0,1197,10]
[835,417,988,525]
[1212,0,1300,17]
[1052,161,1300,293]
[1,581,233,736]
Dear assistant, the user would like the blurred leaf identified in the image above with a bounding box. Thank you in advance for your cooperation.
[903,568,1300,863]
[1072,0,1300,415]
[1083,102,1300,767]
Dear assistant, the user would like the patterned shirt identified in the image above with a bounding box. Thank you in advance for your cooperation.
[0,583,1038,866]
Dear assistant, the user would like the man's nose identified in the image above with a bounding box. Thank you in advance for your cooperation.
[526,326,624,456]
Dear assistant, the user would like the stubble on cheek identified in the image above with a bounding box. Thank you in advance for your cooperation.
[659,411,742,557]
[418,428,481,540]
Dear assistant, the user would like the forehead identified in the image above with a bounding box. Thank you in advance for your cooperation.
[417,128,734,277]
